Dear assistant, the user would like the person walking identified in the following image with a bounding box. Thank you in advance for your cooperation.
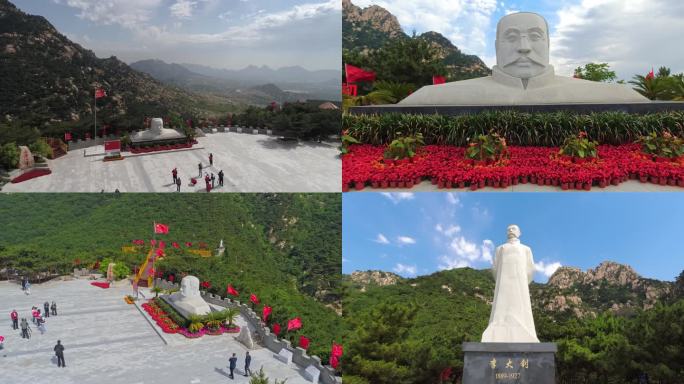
[210,173,215,188]
[218,170,224,186]
[10,310,19,330]
[176,176,181,192]
[37,316,46,335]
[198,162,203,177]
[20,318,30,339]
[244,351,252,376]
[54,340,65,367]
[51,301,57,316]
[172,167,178,184]
[209,153,213,166]
[21,277,26,291]
[228,353,237,379]
[31,307,37,324]
[204,173,211,193]
[44,302,50,318]
[25,282,31,295]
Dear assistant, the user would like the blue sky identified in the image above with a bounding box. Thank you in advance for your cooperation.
[352,0,684,81]
[13,0,340,70]
[343,192,684,283]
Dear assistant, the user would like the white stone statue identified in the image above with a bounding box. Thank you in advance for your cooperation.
[482,225,539,343]
[17,146,34,170]
[400,12,648,105]
[130,117,185,143]
[166,275,211,318]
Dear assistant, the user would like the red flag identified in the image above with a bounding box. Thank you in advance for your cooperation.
[330,354,340,369]
[155,248,164,258]
[345,64,376,83]
[250,294,259,305]
[172,242,180,248]
[646,67,654,80]
[342,83,358,97]
[64,132,72,141]
[158,241,166,249]
[432,75,446,85]
[150,239,156,246]
[95,88,107,99]
[185,242,192,247]
[154,223,169,234]
[299,335,310,350]
[272,323,281,336]
[262,306,272,322]
[332,343,343,357]
[201,281,211,289]
[287,317,302,332]
[226,284,239,296]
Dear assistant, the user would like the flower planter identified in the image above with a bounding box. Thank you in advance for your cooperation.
[415,177,421,185]
[390,181,397,188]
[639,176,648,183]
[438,180,445,189]
[372,181,379,189]
[561,183,569,190]
[678,179,684,187]
[431,177,438,185]
[458,181,465,188]
[659,177,667,185]
[470,183,478,191]
[397,181,405,188]
[583,183,591,191]
[667,178,676,186]
[512,177,519,185]
[599,180,607,188]
[354,181,364,190]
[381,181,388,188]
[479,180,485,188]
[406,180,414,188]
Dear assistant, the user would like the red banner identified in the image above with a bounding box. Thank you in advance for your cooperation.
[272,323,281,336]
[250,294,259,305]
[104,140,120,152]
[345,64,376,83]
[95,88,107,99]
[263,306,272,322]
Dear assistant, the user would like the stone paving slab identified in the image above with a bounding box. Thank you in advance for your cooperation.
[0,279,312,384]
[3,132,341,193]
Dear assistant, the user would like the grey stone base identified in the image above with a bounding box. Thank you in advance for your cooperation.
[462,342,557,384]
[350,101,684,116]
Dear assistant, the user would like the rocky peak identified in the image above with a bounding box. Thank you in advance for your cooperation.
[548,266,585,289]
[343,0,404,38]
[350,270,402,287]
[584,261,640,287]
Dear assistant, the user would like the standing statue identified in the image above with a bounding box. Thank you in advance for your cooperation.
[482,224,539,343]
[400,12,647,105]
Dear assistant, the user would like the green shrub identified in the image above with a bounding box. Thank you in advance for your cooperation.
[465,132,508,161]
[559,131,598,159]
[156,297,190,327]
[113,263,130,280]
[29,139,53,159]
[637,130,684,158]
[383,132,424,160]
[343,111,684,146]
[0,142,19,169]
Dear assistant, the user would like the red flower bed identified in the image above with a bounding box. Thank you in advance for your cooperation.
[130,142,193,154]
[11,168,52,183]
[141,300,239,337]
[342,144,684,191]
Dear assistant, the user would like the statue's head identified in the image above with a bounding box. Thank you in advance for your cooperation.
[495,12,549,79]
[180,275,200,297]
[507,224,521,239]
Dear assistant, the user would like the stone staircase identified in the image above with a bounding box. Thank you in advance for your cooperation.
[46,137,68,159]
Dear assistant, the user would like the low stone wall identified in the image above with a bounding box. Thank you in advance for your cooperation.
[154,278,340,384]
[67,135,119,151]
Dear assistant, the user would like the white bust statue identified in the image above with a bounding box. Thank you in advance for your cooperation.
[482,225,539,343]
[167,275,211,318]
[131,117,185,142]
[400,12,648,105]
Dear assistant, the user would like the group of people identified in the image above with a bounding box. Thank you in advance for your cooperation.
[228,351,252,379]
[11,301,58,339]
[172,153,224,193]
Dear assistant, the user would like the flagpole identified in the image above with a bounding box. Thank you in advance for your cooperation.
[94,89,97,140]
[152,221,156,290]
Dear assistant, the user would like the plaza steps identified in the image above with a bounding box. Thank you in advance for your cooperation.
[45,137,68,159]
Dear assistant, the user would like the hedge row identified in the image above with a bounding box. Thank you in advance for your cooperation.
[343,111,684,146]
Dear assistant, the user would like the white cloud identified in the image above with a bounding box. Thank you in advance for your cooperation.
[374,233,390,244]
[393,263,417,276]
[380,192,415,204]
[551,0,684,79]
[445,192,460,205]
[396,236,416,245]
[353,0,499,56]
[435,223,461,237]
[534,260,562,278]
[60,0,163,30]
[170,0,198,19]
[438,237,494,270]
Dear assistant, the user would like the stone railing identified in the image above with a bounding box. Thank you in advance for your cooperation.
[154,278,340,384]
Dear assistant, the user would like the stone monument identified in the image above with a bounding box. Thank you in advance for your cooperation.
[461,225,556,384]
[400,12,647,106]
[216,239,226,257]
[165,275,212,318]
[17,146,34,170]
[235,326,256,349]
[131,117,186,144]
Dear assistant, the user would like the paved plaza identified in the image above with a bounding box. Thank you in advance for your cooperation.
[0,279,314,384]
[3,132,340,193]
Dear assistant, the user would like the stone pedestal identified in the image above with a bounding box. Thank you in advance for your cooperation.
[462,342,556,384]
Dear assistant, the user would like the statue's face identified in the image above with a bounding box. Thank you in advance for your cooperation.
[507,225,521,239]
[180,276,200,297]
[495,13,549,79]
